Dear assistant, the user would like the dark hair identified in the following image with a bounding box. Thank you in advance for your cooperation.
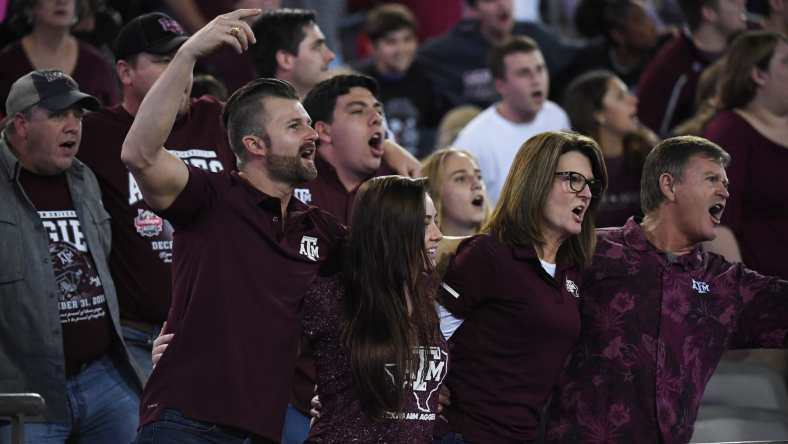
[302,74,379,125]
[719,31,788,110]
[341,175,439,419]
[465,0,479,8]
[365,3,417,42]
[678,0,717,31]
[488,36,540,80]
[640,136,730,213]
[574,0,638,39]
[485,131,608,268]
[221,78,300,161]
[251,9,317,77]
[191,74,228,101]
[563,70,651,169]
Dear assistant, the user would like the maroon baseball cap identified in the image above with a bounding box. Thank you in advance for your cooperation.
[114,12,189,60]
[5,70,100,116]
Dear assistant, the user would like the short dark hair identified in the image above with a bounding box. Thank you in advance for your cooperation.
[365,3,417,42]
[251,9,317,77]
[678,0,718,31]
[302,74,379,125]
[465,0,479,8]
[221,78,300,161]
[574,0,639,39]
[488,36,540,80]
[640,136,730,214]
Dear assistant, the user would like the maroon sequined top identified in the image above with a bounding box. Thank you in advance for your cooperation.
[303,276,449,443]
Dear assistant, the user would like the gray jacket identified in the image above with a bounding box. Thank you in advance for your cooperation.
[0,132,143,421]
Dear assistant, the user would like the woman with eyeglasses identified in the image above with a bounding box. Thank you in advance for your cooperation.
[434,131,608,444]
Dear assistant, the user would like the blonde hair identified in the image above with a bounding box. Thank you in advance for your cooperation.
[421,148,491,233]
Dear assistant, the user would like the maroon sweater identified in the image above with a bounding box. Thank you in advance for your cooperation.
[637,31,718,136]
[0,39,118,114]
[703,110,788,279]
[304,276,448,443]
[438,234,581,443]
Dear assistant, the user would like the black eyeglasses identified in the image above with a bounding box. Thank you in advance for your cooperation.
[555,171,603,197]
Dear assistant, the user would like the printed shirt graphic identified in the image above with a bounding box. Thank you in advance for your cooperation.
[303,276,448,443]
[19,171,112,376]
[78,98,236,323]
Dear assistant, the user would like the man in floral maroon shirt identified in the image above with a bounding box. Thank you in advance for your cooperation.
[545,136,788,444]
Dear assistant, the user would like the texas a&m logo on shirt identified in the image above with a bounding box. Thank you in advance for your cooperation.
[299,235,319,261]
[565,278,580,298]
[294,188,312,205]
[692,279,711,294]
[384,345,449,420]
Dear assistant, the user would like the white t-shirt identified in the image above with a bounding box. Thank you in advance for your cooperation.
[539,259,556,277]
[453,101,570,204]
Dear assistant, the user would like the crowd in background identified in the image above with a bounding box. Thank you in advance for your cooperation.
[2,0,788,443]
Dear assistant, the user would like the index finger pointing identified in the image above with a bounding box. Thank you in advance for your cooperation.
[224,8,263,20]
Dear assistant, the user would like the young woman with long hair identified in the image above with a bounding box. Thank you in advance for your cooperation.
[703,30,788,278]
[302,175,447,442]
[564,70,656,227]
[435,131,608,444]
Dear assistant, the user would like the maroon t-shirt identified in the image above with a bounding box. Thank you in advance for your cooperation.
[0,39,119,114]
[303,276,449,443]
[637,31,718,136]
[703,110,788,279]
[437,234,581,443]
[596,155,642,228]
[19,169,112,377]
[139,166,346,440]
[78,97,235,324]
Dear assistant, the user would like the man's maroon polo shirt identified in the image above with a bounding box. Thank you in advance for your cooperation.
[138,166,346,441]
[438,234,582,443]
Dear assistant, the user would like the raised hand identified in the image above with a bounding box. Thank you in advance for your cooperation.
[179,8,261,59]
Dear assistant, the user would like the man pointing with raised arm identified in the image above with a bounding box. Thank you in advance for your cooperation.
[122,10,346,443]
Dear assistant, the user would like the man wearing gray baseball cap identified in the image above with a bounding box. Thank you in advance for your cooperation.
[0,70,143,443]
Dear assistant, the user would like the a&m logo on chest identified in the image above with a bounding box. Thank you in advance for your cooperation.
[299,235,319,261]
[692,279,711,294]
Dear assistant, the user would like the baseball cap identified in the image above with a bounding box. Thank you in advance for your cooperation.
[5,70,100,117]
[114,12,189,60]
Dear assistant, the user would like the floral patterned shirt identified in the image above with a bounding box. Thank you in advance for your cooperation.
[546,218,788,444]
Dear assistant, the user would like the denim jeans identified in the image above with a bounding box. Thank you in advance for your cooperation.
[281,404,309,444]
[135,409,273,444]
[121,324,161,382]
[434,432,469,444]
[0,355,139,444]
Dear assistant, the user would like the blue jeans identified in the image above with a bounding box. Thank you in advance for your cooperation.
[121,324,161,382]
[0,355,139,444]
[434,432,469,444]
[135,409,271,444]
[281,404,309,444]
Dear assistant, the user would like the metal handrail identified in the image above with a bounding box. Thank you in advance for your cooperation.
[0,393,46,444]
